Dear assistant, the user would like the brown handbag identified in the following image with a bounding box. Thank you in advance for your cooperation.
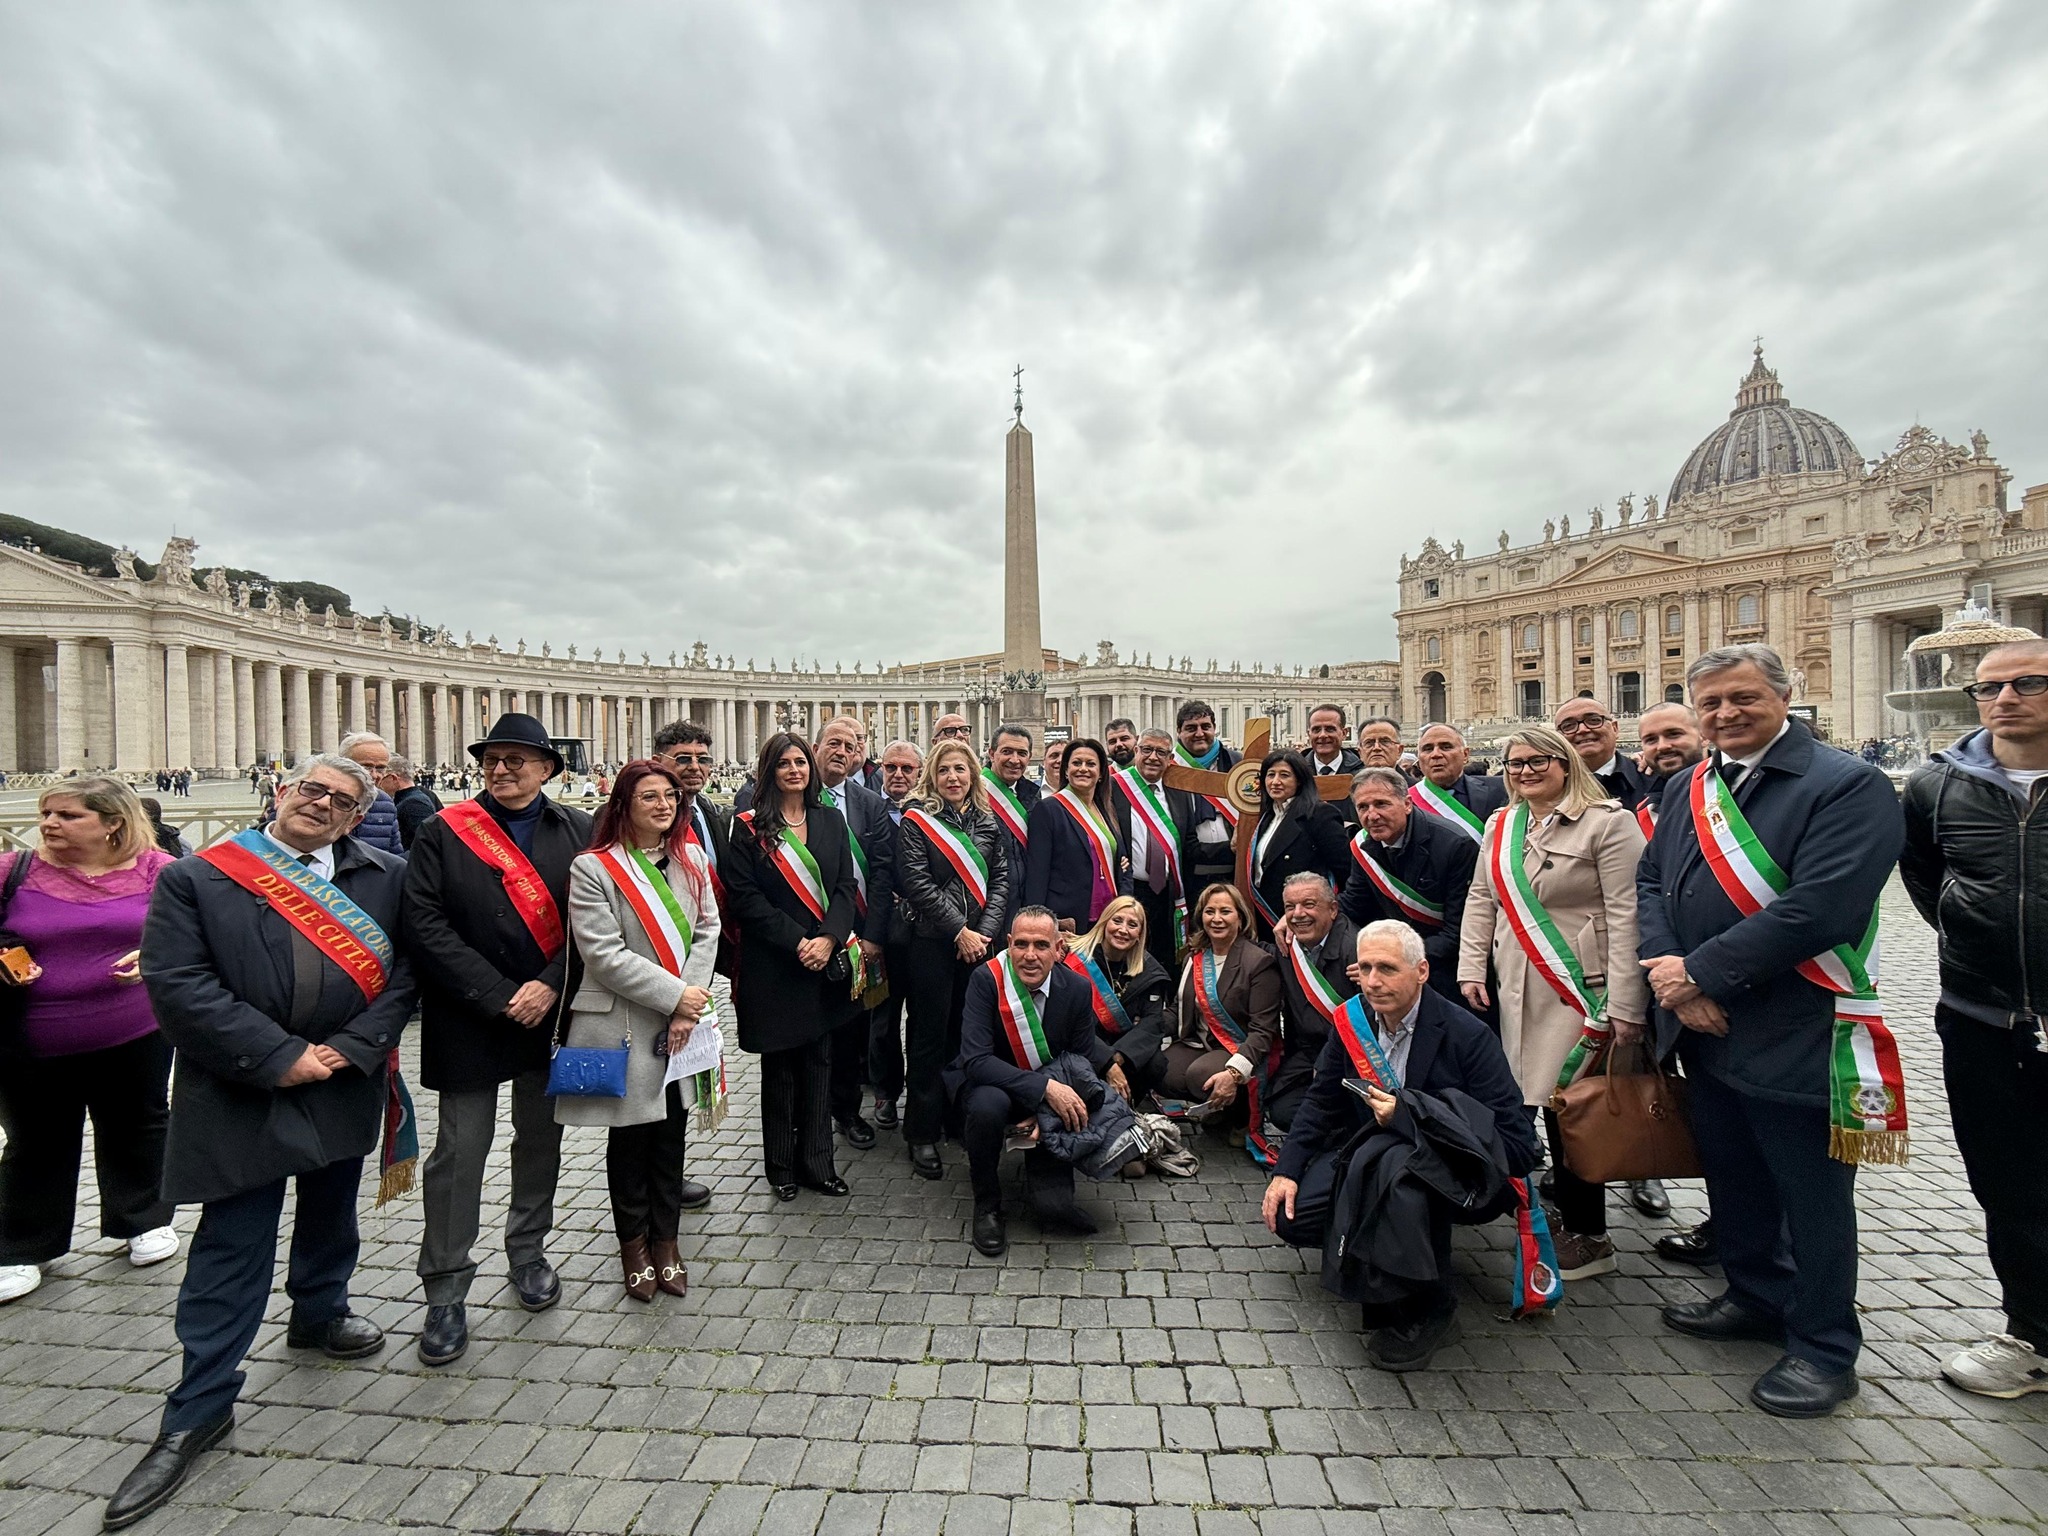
[1549,1044,1701,1184]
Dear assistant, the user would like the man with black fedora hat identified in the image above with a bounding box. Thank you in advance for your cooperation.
[402,712,592,1366]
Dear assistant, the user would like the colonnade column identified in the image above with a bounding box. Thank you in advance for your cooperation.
[315,670,339,752]
[110,640,152,771]
[406,682,425,762]
[235,658,257,766]
[214,652,236,772]
[285,667,312,763]
[375,678,397,743]
[55,638,85,771]
[346,675,367,736]
[434,685,453,767]
[161,643,192,769]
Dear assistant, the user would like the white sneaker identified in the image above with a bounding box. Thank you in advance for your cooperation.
[127,1227,180,1268]
[1943,1334,2048,1398]
[0,1265,40,1304]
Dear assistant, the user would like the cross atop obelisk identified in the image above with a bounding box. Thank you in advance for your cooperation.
[1002,368,1046,749]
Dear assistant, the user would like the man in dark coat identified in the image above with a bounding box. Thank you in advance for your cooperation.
[339,732,409,857]
[815,715,897,1148]
[403,713,592,1367]
[1114,728,1187,971]
[1304,705,1365,828]
[1637,701,1706,819]
[110,755,416,1530]
[949,907,1111,1257]
[1263,921,1533,1373]
[384,755,446,851]
[1267,873,1358,1129]
[984,723,1041,890]
[1637,645,1903,1419]
[1338,768,1478,1003]
[1413,723,1508,833]
[1556,697,1648,810]
[1168,700,1240,898]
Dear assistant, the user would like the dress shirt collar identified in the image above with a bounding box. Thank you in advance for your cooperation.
[1722,718,1793,776]
[1589,756,1619,779]
[263,826,336,881]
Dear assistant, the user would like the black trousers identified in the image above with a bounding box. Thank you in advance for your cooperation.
[828,1012,870,1126]
[1540,1107,1607,1237]
[1265,1045,1319,1132]
[0,1032,173,1265]
[1690,1069,1861,1372]
[608,1081,690,1243]
[163,1156,362,1435]
[1939,1006,2048,1351]
[959,1083,1073,1214]
[867,939,914,1103]
[1273,1146,1453,1326]
[1135,883,1179,972]
[759,1044,835,1187]
[901,937,974,1144]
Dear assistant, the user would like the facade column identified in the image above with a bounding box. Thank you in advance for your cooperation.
[255,663,284,763]
[406,681,426,762]
[434,684,453,767]
[1852,616,1882,741]
[1767,581,1792,654]
[163,643,193,769]
[1682,592,1703,661]
[1706,590,1727,650]
[1550,612,1570,712]
[1590,609,1611,714]
[214,652,236,772]
[112,640,153,771]
[375,678,397,742]
[346,675,367,735]
[55,638,85,771]
[236,658,258,766]
[315,670,340,752]
[0,646,13,773]
[284,666,312,763]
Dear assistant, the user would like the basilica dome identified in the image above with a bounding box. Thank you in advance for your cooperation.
[1668,347,1861,505]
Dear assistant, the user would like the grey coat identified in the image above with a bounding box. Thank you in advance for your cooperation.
[555,843,722,1130]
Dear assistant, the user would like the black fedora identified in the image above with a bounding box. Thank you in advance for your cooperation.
[468,712,562,774]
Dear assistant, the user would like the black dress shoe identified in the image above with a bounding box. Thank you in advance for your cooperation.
[104,1411,234,1529]
[1662,1293,1785,1344]
[1033,1200,1099,1235]
[1630,1178,1671,1218]
[801,1175,851,1197]
[1751,1354,1859,1418]
[873,1097,899,1131]
[972,1209,1008,1258]
[909,1143,944,1180]
[1368,1303,1461,1373]
[677,1180,712,1211]
[772,1182,799,1202]
[285,1312,385,1360]
[417,1303,467,1366]
[838,1116,877,1150]
[1537,1171,1557,1201]
[1655,1220,1719,1267]
[512,1261,560,1313]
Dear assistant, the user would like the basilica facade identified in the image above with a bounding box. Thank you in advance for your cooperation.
[1395,348,2048,744]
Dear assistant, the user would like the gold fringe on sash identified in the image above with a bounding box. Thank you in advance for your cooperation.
[1829,1127,1909,1167]
[375,1157,417,1206]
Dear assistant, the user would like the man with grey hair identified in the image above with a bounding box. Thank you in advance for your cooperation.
[1267,872,1359,1130]
[1339,766,1478,1005]
[1261,920,1535,1372]
[338,731,407,857]
[1637,643,1902,1418]
[379,753,445,851]
[1114,726,1185,969]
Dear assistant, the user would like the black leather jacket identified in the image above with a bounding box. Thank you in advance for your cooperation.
[893,799,1011,943]
[1901,735,2048,1026]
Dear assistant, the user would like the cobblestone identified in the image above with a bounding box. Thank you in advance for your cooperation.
[2,883,2045,1530]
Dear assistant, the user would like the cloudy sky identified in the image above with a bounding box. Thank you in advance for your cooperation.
[3,2,2043,669]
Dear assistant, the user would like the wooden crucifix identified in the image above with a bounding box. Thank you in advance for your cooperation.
[1160,717,1353,917]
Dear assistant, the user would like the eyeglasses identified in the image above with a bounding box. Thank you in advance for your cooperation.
[935,726,970,740]
[1503,755,1563,775]
[290,781,362,813]
[1961,676,2048,702]
[1557,715,1615,735]
[481,753,535,771]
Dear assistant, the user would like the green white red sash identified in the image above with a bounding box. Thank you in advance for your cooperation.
[1634,802,1657,840]
[440,798,565,959]
[903,806,990,906]
[1409,778,1485,844]
[1051,789,1119,921]
[763,821,829,920]
[822,787,869,918]
[1174,740,1239,829]
[983,769,1030,844]
[1348,831,1444,927]
[1063,948,1133,1035]
[593,844,694,972]
[1116,767,1187,949]
[199,829,393,1001]
[1485,803,1611,1084]
[1686,760,1907,1165]
[989,952,1051,1069]
[1284,933,1352,1028]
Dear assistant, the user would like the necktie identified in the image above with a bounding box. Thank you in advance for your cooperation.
[1319,764,1334,776]
[1719,758,1747,791]
[824,787,839,807]
[1143,822,1168,893]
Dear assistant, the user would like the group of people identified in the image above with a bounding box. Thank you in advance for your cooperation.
[0,633,2042,1529]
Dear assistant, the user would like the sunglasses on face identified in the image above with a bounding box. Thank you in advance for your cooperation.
[1962,675,2048,702]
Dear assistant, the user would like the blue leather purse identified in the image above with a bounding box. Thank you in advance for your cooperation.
[544,956,630,1098]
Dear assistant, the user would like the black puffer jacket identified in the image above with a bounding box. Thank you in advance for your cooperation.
[1900,728,2048,1026]
[893,799,1011,942]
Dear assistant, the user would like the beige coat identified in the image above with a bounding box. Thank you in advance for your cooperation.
[555,843,721,1129]
[1457,799,1648,1106]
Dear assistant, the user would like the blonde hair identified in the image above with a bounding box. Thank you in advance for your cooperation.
[910,739,989,817]
[1188,881,1252,953]
[1072,895,1150,981]
[38,775,155,863]
[1499,723,1610,818]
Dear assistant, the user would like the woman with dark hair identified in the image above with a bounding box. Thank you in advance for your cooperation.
[724,733,861,1201]
[892,738,1010,1181]
[1159,883,1283,1136]
[558,761,721,1302]
[1022,737,1131,934]
[1246,749,1352,936]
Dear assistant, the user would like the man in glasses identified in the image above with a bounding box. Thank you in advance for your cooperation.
[933,712,972,746]
[110,755,417,1528]
[403,714,591,1367]
[1554,696,1647,810]
[1901,639,2048,1400]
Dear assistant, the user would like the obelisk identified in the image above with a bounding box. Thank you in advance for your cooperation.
[1002,367,1046,755]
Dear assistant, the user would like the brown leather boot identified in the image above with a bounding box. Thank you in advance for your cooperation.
[650,1237,688,1298]
[620,1237,656,1302]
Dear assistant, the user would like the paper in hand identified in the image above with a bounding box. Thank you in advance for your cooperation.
[663,1011,723,1087]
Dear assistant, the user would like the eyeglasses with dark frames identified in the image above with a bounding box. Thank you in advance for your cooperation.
[290,781,362,814]
[1961,675,2048,702]
[1503,755,1564,775]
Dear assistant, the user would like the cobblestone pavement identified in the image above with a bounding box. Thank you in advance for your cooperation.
[3,877,2045,1536]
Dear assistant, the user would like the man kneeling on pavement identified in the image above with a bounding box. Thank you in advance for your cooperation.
[1262,921,1537,1372]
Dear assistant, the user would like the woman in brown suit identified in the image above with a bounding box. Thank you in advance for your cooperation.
[1160,883,1283,1123]
[1457,724,1648,1282]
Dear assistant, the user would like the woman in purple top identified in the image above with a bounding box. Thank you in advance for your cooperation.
[0,776,179,1306]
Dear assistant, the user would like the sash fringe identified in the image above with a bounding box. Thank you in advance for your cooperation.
[1830,1127,1909,1167]
[375,1157,416,1207]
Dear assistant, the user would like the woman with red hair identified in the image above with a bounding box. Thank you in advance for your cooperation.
[557,760,720,1303]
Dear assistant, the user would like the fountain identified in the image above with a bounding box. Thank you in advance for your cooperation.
[1885,598,2041,759]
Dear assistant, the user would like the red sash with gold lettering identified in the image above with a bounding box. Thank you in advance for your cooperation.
[199,830,392,1001]
[439,799,565,959]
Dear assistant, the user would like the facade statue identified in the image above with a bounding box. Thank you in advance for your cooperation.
[1096,639,1117,665]
[1617,493,1633,527]
[516,639,526,655]
[1452,540,1464,560]
[540,641,550,657]
[1972,428,1990,459]
[112,547,139,581]
[567,644,577,659]
[463,629,473,646]
[1643,492,1659,520]
[157,537,198,586]
[1588,505,1603,532]
[641,651,650,666]
[292,597,308,621]
[1559,513,1572,538]
[1789,666,1809,702]
[322,604,338,628]
[1543,520,1555,543]
[1498,530,1510,551]
[377,614,392,637]
[204,568,229,596]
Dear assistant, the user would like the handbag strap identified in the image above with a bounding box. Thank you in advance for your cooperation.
[0,851,33,927]
[549,937,579,1051]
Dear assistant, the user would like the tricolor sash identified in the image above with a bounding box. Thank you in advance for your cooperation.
[822,787,869,918]
[199,830,393,1001]
[440,799,565,959]
[1409,779,1485,843]
[1117,767,1187,950]
[1050,789,1119,922]
[989,953,1051,1069]
[593,843,726,1130]
[1174,740,1240,829]
[983,769,1031,845]
[1348,832,1444,927]
[1485,803,1612,1085]
[1285,935,1352,1030]
[1188,946,1279,1166]
[680,807,726,916]
[1634,801,1657,840]
[1331,994,1401,1088]
[763,821,829,920]
[903,806,991,906]
[1686,759,1907,1165]
[1063,948,1133,1035]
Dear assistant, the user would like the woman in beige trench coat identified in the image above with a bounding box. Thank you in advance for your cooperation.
[1458,724,1648,1283]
